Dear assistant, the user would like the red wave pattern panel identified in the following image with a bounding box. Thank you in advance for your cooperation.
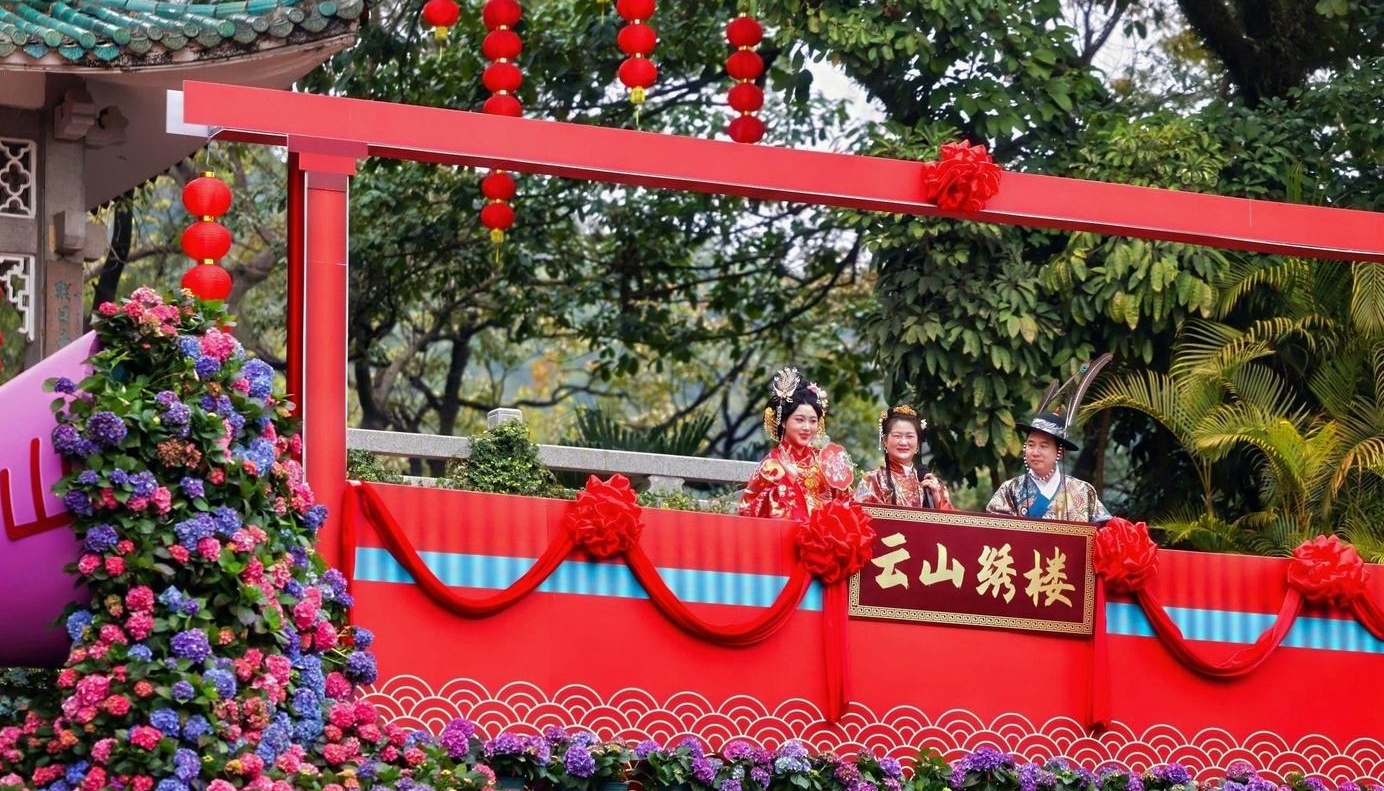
[361,676,1384,783]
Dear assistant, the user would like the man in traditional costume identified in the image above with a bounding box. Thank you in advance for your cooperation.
[738,368,854,520]
[855,405,955,510]
[986,355,1114,524]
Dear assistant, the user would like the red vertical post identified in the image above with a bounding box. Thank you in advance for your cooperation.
[291,137,365,570]
[285,152,305,417]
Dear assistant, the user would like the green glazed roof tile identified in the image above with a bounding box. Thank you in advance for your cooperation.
[0,0,360,66]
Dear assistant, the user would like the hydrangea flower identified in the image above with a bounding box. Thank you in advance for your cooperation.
[169,629,211,662]
[83,525,118,553]
[86,411,128,447]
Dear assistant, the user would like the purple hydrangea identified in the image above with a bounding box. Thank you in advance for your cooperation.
[304,504,329,532]
[130,471,157,498]
[1148,765,1192,786]
[751,767,771,787]
[54,377,77,394]
[879,757,903,779]
[345,651,378,684]
[194,356,221,378]
[170,629,211,662]
[724,741,754,761]
[835,762,861,784]
[155,391,180,409]
[164,403,191,426]
[564,744,596,778]
[172,748,200,782]
[1019,763,1058,791]
[86,411,128,446]
[84,524,118,553]
[212,506,242,537]
[76,470,100,486]
[180,477,205,498]
[353,627,375,649]
[171,681,195,702]
[174,513,215,550]
[180,598,200,616]
[52,424,82,455]
[109,469,129,486]
[484,732,527,757]
[720,778,743,791]
[774,741,810,774]
[63,490,94,517]
[633,740,661,760]
[438,718,476,758]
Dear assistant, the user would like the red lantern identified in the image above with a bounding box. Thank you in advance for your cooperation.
[615,0,654,21]
[182,173,231,218]
[726,49,764,81]
[483,94,523,116]
[181,263,233,301]
[481,171,517,201]
[728,82,764,113]
[483,61,523,93]
[728,114,765,144]
[617,22,657,56]
[725,15,762,47]
[618,57,658,89]
[482,0,521,29]
[422,0,460,40]
[481,29,522,60]
[181,220,232,262]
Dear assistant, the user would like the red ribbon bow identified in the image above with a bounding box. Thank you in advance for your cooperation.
[565,474,643,558]
[794,499,875,584]
[919,141,1003,213]
[1288,535,1369,608]
[1093,516,1159,593]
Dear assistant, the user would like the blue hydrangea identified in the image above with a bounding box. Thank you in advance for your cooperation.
[65,611,93,641]
[109,469,129,486]
[150,708,181,733]
[233,438,277,477]
[63,490,93,517]
[242,359,275,400]
[130,471,157,498]
[174,513,215,550]
[180,477,205,498]
[564,744,596,778]
[52,424,82,455]
[212,506,242,537]
[204,668,237,699]
[173,747,200,782]
[164,403,191,426]
[179,336,202,358]
[158,587,186,610]
[127,644,153,663]
[84,524,118,553]
[76,470,99,486]
[155,391,180,409]
[181,715,211,743]
[291,688,319,715]
[304,504,329,532]
[353,627,375,649]
[64,762,88,784]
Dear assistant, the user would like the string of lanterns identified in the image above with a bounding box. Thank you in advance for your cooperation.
[179,171,234,301]
[615,0,658,109]
[478,0,523,252]
[724,13,765,144]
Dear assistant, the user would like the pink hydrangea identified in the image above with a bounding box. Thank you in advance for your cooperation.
[313,621,337,650]
[56,669,77,689]
[132,777,153,791]
[128,726,161,750]
[100,695,129,717]
[264,654,291,684]
[127,496,149,512]
[124,586,155,613]
[324,672,351,699]
[99,489,118,509]
[77,554,101,575]
[116,540,135,555]
[207,780,236,791]
[130,286,163,306]
[96,624,127,646]
[97,302,118,317]
[321,744,348,766]
[197,537,222,561]
[151,487,172,514]
[90,739,115,764]
[352,701,377,726]
[125,612,153,641]
[74,675,109,706]
[169,545,190,564]
[103,556,125,577]
[238,753,265,778]
[79,766,105,791]
[200,328,240,362]
[327,704,355,729]
[209,468,226,484]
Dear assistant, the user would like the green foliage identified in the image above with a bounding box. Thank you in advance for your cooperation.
[0,668,55,722]
[569,407,712,456]
[347,449,406,484]
[442,420,563,498]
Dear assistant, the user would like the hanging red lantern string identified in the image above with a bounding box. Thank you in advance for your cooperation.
[479,0,523,253]
[725,13,765,143]
[179,171,233,301]
[420,0,460,41]
[615,0,657,117]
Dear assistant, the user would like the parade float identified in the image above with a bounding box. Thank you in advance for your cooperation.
[4,2,1384,790]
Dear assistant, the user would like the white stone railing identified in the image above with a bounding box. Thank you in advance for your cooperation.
[346,409,756,492]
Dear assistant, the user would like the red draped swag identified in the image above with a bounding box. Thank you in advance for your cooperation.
[344,478,1384,728]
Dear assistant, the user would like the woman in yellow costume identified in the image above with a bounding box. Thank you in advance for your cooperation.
[738,367,854,520]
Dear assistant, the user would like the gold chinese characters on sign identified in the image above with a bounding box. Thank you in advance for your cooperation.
[849,507,1095,635]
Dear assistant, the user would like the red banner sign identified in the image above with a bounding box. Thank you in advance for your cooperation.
[850,506,1095,634]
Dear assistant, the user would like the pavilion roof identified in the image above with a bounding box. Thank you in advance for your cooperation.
[0,0,363,67]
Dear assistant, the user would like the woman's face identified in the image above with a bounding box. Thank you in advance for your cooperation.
[1025,431,1059,477]
[782,403,820,448]
[884,419,919,466]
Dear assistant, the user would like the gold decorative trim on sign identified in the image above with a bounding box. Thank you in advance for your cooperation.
[850,507,1096,635]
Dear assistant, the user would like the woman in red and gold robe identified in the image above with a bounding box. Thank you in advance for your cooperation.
[738,368,853,520]
[855,405,954,510]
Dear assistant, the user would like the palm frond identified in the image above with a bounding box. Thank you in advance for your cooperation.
[1350,263,1384,339]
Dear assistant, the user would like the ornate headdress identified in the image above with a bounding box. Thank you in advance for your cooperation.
[1018,353,1112,452]
[877,404,926,448]
[763,367,829,440]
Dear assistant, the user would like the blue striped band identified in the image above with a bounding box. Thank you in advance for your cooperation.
[353,547,1384,654]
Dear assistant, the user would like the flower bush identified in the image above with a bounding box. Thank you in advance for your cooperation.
[0,289,1376,791]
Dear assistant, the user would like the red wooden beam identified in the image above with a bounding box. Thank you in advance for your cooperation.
[179,80,1384,261]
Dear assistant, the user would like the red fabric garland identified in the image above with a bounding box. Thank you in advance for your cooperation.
[919,141,1002,213]
[354,482,574,617]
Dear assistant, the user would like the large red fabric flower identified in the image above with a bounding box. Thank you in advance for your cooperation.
[1287,535,1369,608]
[1093,517,1158,593]
[565,474,643,558]
[795,500,875,584]
[919,141,1002,213]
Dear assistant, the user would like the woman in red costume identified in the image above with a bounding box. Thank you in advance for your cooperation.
[855,404,955,509]
[737,367,854,520]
